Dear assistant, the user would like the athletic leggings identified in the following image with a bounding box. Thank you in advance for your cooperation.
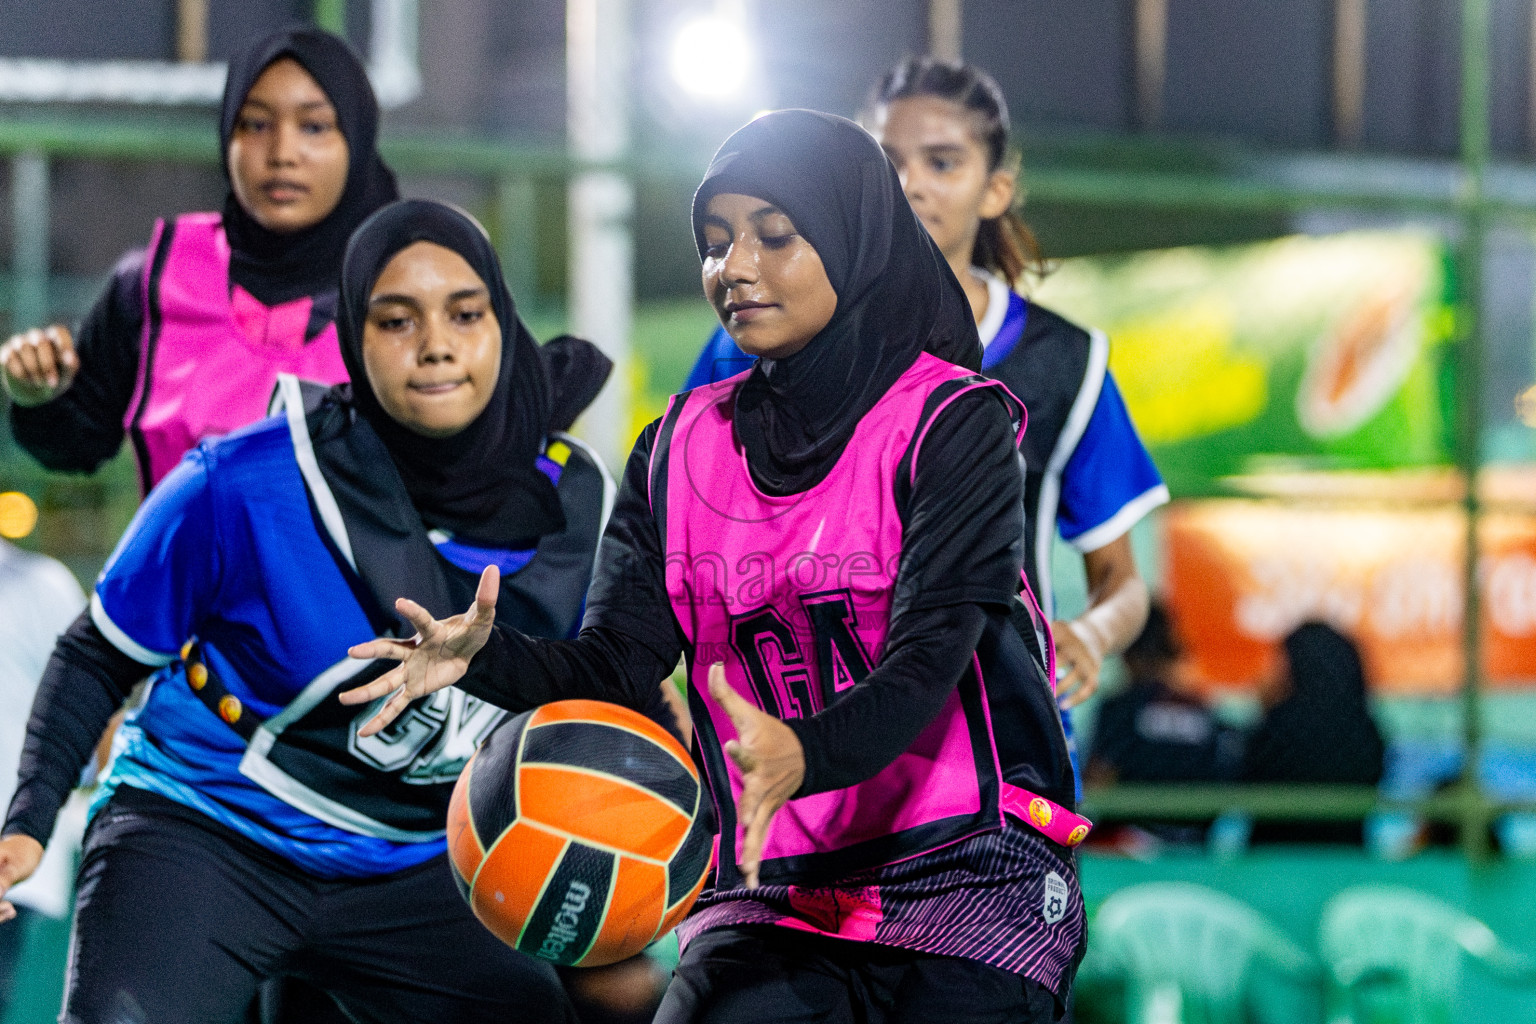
[63,787,576,1024]
[655,925,1061,1024]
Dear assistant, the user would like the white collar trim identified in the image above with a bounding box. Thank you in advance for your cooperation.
[972,267,1012,350]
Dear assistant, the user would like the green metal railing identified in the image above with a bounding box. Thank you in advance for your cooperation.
[1081,784,1514,826]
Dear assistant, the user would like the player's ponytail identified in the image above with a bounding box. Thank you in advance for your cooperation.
[866,56,1050,288]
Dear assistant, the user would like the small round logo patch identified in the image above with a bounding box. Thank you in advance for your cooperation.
[219,695,243,724]
[1028,797,1054,828]
[1042,870,1070,925]
[1067,824,1089,847]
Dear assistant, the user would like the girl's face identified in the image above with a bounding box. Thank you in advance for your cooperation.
[701,193,838,360]
[362,241,502,438]
[870,95,1015,267]
[227,57,351,234]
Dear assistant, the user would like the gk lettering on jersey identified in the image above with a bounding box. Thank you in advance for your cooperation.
[728,588,878,719]
[348,688,505,784]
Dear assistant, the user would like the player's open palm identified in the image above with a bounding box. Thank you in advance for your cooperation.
[708,662,804,889]
[341,564,501,737]
[0,834,42,923]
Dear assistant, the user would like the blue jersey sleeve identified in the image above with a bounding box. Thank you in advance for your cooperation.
[91,449,222,665]
[682,326,755,390]
[1056,372,1169,552]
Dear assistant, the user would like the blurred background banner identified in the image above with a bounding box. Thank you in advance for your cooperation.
[1163,497,1536,693]
[1033,230,1458,496]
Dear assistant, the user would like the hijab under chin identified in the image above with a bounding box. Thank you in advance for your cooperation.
[336,199,564,546]
[220,26,399,306]
[691,109,980,495]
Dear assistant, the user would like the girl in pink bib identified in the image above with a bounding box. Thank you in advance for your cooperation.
[2,28,396,493]
[345,110,1087,1023]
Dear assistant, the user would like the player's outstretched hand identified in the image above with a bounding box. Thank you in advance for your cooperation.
[1,326,78,406]
[0,834,43,924]
[1052,618,1103,710]
[340,564,500,737]
[708,662,804,889]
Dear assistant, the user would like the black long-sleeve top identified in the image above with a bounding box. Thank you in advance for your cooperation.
[9,252,146,473]
[9,249,335,474]
[461,387,1026,797]
[3,611,146,843]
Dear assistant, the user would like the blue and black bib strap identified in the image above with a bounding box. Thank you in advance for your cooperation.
[179,639,265,742]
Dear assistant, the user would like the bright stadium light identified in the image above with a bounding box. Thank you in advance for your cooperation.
[669,11,754,103]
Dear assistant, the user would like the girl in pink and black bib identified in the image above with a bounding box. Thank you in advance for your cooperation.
[344,110,1087,1023]
[2,27,396,493]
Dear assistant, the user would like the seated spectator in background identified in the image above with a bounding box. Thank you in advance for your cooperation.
[1086,603,1239,787]
[1244,621,1385,844]
[1085,603,1240,849]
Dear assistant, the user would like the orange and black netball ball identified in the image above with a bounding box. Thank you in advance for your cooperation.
[447,699,713,967]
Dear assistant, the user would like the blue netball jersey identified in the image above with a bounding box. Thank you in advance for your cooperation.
[90,416,551,879]
[683,285,1166,568]
[978,290,1166,558]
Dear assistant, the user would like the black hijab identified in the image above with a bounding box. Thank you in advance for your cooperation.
[220,26,399,306]
[691,109,981,495]
[1244,622,1385,785]
[336,199,565,546]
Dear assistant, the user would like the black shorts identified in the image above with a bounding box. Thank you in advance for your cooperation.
[655,925,1061,1024]
[63,787,576,1024]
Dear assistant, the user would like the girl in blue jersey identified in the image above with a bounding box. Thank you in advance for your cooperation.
[0,200,613,1024]
[686,58,1168,715]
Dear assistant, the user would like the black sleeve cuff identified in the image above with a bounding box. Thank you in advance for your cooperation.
[784,716,823,799]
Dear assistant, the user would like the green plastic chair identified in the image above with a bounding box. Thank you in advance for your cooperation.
[1318,885,1536,1024]
[1086,882,1320,1024]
